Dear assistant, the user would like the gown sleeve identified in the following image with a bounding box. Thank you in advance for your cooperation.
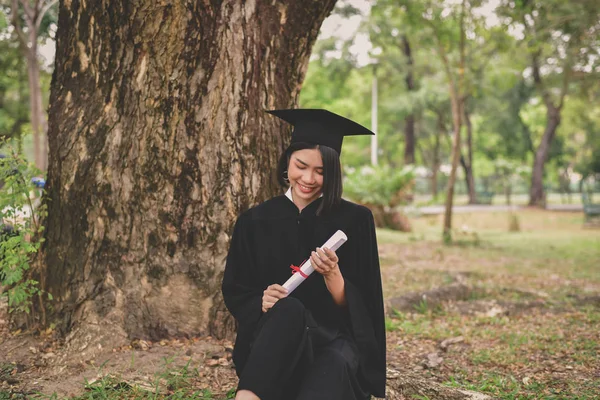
[221,213,263,328]
[343,208,386,398]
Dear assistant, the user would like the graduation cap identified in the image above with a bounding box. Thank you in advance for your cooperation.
[266,109,374,155]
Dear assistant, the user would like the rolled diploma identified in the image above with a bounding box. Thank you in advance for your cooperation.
[282,230,348,293]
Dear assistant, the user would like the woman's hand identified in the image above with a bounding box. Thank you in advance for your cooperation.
[310,247,340,278]
[311,247,346,306]
[262,284,288,313]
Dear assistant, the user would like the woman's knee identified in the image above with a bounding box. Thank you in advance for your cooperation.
[270,296,305,317]
[317,346,356,374]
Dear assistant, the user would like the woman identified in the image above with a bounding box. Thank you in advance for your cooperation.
[222,109,386,400]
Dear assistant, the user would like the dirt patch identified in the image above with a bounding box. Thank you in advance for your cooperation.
[387,283,473,315]
[1,334,238,398]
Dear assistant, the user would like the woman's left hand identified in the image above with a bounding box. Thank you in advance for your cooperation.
[310,247,340,278]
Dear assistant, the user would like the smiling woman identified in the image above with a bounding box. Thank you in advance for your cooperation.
[276,143,342,215]
[287,148,325,207]
[222,109,386,400]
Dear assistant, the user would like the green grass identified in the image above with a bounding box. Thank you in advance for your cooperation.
[413,192,586,207]
[381,210,600,399]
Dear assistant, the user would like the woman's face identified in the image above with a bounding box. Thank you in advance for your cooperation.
[287,148,324,205]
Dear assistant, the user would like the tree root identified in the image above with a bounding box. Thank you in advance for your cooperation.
[385,368,494,400]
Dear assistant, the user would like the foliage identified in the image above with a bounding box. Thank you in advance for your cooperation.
[0,5,55,162]
[300,0,600,205]
[343,164,415,207]
[0,19,29,142]
[0,147,47,315]
[491,158,531,199]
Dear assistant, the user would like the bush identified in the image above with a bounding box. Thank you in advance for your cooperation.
[0,148,48,316]
[344,164,415,231]
[343,164,415,207]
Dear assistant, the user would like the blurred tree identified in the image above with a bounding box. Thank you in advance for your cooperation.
[41,0,337,344]
[0,12,29,147]
[301,0,600,204]
[396,0,472,241]
[500,0,600,206]
[1,0,57,170]
[369,1,419,165]
[560,95,600,179]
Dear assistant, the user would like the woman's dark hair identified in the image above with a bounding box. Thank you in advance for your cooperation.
[277,142,342,215]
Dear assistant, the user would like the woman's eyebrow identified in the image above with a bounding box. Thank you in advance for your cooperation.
[295,157,323,169]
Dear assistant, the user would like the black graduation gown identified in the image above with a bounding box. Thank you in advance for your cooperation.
[222,195,386,399]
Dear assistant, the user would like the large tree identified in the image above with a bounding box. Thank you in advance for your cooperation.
[41,0,337,350]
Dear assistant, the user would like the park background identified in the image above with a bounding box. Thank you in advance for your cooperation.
[0,0,599,399]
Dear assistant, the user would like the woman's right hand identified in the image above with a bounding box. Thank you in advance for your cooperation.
[262,284,288,313]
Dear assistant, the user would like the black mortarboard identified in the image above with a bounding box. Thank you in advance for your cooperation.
[266,109,374,155]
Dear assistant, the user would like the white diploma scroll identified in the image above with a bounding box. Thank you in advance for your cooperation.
[282,230,348,293]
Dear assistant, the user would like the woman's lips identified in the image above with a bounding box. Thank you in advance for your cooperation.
[297,183,315,194]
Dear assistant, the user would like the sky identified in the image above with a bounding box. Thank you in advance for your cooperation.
[315,0,511,67]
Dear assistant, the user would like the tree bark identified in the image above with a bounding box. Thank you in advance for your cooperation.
[529,108,560,207]
[461,105,476,204]
[402,35,415,165]
[25,43,43,171]
[27,41,47,171]
[505,184,512,205]
[432,111,444,200]
[528,51,569,207]
[443,96,462,240]
[42,0,337,349]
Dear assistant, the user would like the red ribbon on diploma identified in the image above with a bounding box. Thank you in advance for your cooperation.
[290,259,308,278]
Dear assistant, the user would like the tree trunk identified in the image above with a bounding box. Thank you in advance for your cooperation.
[42,0,337,351]
[442,0,466,242]
[431,112,444,200]
[25,34,44,171]
[529,108,560,207]
[459,155,472,202]
[386,368,492,400]
[402,35,415,165]
[462,106,476,204]
[443,96,462,240]
[31,47,48,171]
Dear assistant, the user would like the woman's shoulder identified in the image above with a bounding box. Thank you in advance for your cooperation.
[236,195,291,222]
[338,198,374,219]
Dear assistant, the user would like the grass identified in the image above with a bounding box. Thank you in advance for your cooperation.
[381,209,600,399]
[413,192,587,207]
[28,356,237,400]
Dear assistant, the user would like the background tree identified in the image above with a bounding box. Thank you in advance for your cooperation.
[396,0,471,241]
[300,0,599,210]
[3,0,57,171]
[370,2,418,166]
[41,0,337,349]
[0,12,29,147]
[500,0,600,206]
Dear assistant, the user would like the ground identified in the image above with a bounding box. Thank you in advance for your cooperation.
[0,209,599,399]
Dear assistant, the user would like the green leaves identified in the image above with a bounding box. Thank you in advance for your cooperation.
[0,146,47,315]
[343,164,415,207]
